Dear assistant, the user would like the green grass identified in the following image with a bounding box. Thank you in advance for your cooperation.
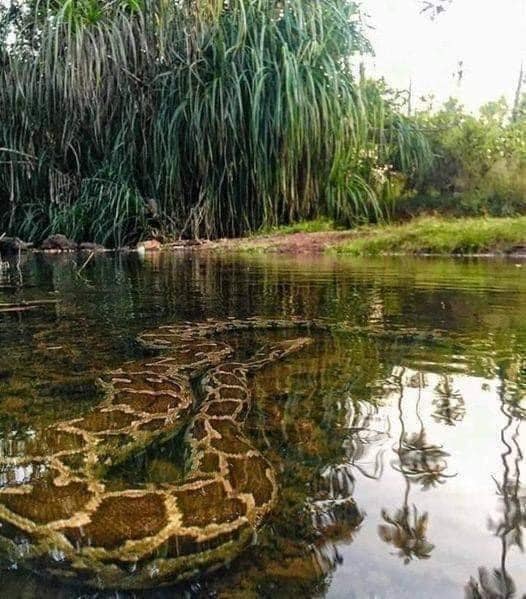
[254,218,339,236]
[334,216,526,256]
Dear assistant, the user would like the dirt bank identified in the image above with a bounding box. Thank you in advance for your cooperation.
[198,230,358,254]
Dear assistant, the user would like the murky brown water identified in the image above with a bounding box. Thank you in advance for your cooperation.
[0,252,525,598]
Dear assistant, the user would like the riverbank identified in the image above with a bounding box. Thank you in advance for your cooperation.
[2,216,526,258]
[202,216,526,257]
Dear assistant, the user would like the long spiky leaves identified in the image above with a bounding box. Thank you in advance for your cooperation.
[0,0,430,245]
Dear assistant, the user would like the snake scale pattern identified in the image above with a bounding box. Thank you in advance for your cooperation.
[0,317,334,589]
[0,316,443,589]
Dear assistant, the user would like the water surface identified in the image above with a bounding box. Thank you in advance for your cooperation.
[0,252,525,598]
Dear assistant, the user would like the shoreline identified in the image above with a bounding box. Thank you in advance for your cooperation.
[195,216,526,258]
[2,216,526,260]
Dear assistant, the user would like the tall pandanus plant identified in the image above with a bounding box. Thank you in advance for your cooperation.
[0,0,431,246]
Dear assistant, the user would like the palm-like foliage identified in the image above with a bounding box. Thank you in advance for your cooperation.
[394,430,455,489]
[433,375,466,425]
[465,567,518,599]
[379,505,435,564]
[0,0,431,245]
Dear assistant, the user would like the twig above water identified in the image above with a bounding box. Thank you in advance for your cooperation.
[0,305,39,313]
[0,299,60,313]
[0,299,59,307]
[77,252,94,275]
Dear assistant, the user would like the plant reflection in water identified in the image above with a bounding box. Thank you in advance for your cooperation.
[1,252,525,596]
[379,368,456,564]
[465,363,526,599]
[433,374,466,426]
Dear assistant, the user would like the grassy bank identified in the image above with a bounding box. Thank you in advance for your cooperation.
[333,216,526,256]
[206,216,526,255]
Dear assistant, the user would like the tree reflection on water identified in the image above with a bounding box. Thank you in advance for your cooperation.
[2,251,525,596]
[465,364,526,599]
[433,374,466,426]
[379,368,456,563]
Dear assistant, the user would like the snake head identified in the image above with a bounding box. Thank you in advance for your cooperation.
[270,337,314,357]
[248,337,313,369]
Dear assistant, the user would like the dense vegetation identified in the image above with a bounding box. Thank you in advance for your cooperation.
[0,0,430,246]
[1,0,524,248]
[398,98,526,219]
[334,215,526,256]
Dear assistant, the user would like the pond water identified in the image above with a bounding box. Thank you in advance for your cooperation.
[0,251,525,598]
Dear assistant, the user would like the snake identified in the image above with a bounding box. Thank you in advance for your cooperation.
[0,316,446,589]
[0,317,338,589]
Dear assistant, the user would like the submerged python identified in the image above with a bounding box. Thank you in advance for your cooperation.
[0,316,444,588]
[0,318,337,589]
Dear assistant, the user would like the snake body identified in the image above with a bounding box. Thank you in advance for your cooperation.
[0,318,321,589]
[0,317,444,588]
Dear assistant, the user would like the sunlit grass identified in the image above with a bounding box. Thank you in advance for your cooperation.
[254,218,340,236]
[333,216,526,255]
